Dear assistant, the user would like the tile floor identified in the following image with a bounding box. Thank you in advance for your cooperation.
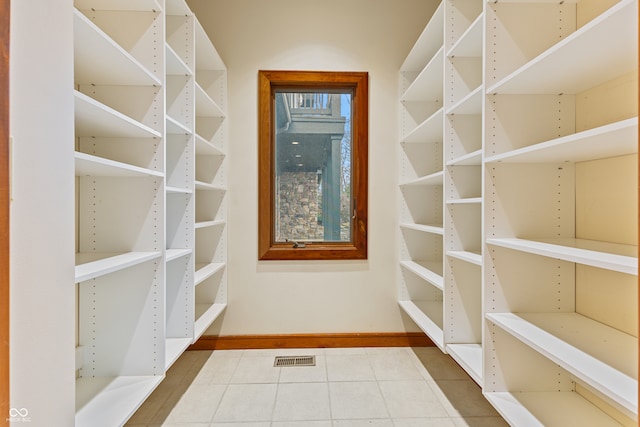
[125,347,509,427]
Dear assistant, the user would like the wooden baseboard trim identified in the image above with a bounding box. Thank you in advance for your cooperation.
[188,332,434,351]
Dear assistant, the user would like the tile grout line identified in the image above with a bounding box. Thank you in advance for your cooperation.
[269,351,282,425]
[208,349,242,425]
[369,350,395,422]
[323,351,335,423]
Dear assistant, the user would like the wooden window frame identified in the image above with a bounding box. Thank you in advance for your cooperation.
[258,70,368,260]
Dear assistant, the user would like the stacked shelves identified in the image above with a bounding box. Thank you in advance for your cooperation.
[483,0,637,425]
[400,0,638,425]
[164,0,228,373]
[399,1,446,351]
[443,0,484,385]
[165,0,196,369]
[73,1,166,426]
[193,17,228,341]
[73,0,227,425]
[398,0,485,378]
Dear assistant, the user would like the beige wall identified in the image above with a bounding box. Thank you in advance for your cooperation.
[187,0,438,335]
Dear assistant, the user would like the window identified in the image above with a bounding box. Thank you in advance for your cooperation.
[258,70,368,260]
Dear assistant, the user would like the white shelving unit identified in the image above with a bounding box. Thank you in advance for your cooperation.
[73,3,165,426]
[398,0,485,377]
[192,16,228,341]
[442,0,484,390]
[484,0,637,424]
[73,0,228,425]
[165,0,196,372]
[399,1,446,352]
[399,0,638,425]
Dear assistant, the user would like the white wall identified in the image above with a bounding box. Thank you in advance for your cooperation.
[10,0,76,425]
[187,0,438,335]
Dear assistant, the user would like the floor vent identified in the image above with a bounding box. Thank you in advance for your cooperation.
[274,355,316,367]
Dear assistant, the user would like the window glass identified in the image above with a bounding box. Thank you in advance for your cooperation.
[274,91,353,243]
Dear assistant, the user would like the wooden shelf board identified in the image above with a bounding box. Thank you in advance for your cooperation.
[400,171,444,187]
[447,13,483,58]
[401,46,444,102]
[195,83,225,118]
[165,43,193,76]
[400,223,444,236]
[194,262,225,286]
[75,152,163,178]
[485,391,623,427]
[195,134,225,156]
[165,337,193,370]
[75,251,162,282]
[485,118,638,164]
[194,181,226,191]
[487,237,637,275]
[446,197,482,205]
[487,312,637,414]
[194,220,225,230]
[76,375,164,427]
[398,300,445,351]
[402,108,444,144]
[166,115,193,135]
[165,248,192,262]
[75,91,161,138]
[446,250,482,265]
[401,1,444,71]
[166,186,192,194]
[194,303,227,340]
[446,85,482,115]
[400,260,444,290]
[446,343,483,385]
[447,149,482,166]
[74,9,161,86]
[486,0,637,95]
